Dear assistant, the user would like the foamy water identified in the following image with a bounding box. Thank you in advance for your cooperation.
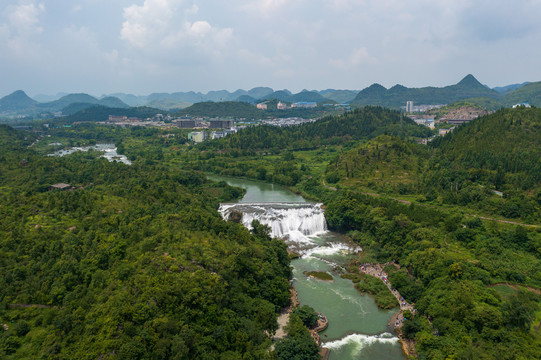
[48,143,131,165]
[301,242,362,258]
[219,202,327,244]
[323,332,399,351]
[217,191,404,360]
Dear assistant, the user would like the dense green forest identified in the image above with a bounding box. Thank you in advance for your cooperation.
[177,102,263,118]
[312,108,541,359]
[198,107,432,152]
[2,104,540,359]
[426,107,541,222]
[57,106,164,123]
[323,191,540,359]
[323,134,430,191]
[0,124,293,359]
[179,107,431,188]
[176,101,341,120]
[321,108,541,223]
[181,106,541,358]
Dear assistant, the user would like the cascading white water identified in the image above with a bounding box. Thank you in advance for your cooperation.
[213,177,404,360]
[219,202,327,243]
[301,242,362,258]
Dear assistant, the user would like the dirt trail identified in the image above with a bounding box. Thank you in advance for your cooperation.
[329,184,539,228]
[273,312,290,340]
[488,282,541,295]
[272,287,299,340]
[360,262,418,358]
[360,263,415,314]
[321,180,336,191]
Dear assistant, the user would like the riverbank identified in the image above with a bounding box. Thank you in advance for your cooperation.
[360,263,418,359]
[273,286,331,358]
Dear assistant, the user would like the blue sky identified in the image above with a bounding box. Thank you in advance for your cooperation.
[1,0,541,97]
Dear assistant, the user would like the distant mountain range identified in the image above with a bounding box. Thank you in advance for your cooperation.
[350,74,500,107]
[110,87,353,109]
[492,82,530,94]
[349,75,541,109]
[0,90,129,118]
[0,87,357,118]
[1,75,540,119]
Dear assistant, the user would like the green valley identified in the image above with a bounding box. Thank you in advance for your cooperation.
[1,104,540,359]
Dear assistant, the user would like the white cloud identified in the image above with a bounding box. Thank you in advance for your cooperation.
[327,0,364,12]
[7,2,45,36]
[238,49,276,68]
[274,68,294,78]
[329,47,377,69]
[2,0,541,95]
[121,0,232,53]
[189,21,211,37]
[0,1,45,59]
[121,0,176,48]
[241,0,293,18]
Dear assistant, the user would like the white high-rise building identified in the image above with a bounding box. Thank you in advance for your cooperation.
[406,101,414,113]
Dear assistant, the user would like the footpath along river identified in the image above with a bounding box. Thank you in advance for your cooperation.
[210,175,405,360]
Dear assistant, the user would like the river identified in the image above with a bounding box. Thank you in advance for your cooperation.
[210,175,405,360]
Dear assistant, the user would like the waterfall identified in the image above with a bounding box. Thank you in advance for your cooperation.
[219,202,328,243]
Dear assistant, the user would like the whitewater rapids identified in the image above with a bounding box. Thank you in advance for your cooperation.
[219,202,328,244]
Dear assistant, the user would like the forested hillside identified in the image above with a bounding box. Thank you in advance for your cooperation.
[324,135,430,193]
[319,108,541,223]
[180,107,432,188]
[0,125,291,359]
[502,81,541,107]
[431,107,541,180]
[350,75,500,108]
[304,109,541,359]
[176,101,334,119]
[58,106,163,123]
[425,107,541,221]
[324,191,540,360]
[179,101,262,118]
[199,107,432,153]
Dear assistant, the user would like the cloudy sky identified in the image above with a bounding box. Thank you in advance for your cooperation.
[1,0,541,97]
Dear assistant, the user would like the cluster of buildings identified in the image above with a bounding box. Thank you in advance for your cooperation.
[512,102,531,108]
[188,129,237,143]
[106,111,323,144]
[408,115,436,129]
[405,101,445,113]
[257,101,350,110]
[261,117,316,127]
[175,118,234,129]
[105,114,239,144]
[257,101,318,110]
[106,114,234,130]
[106,114,173,127]
[405,101,495,136]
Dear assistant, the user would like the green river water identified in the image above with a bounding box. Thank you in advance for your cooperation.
[210,175,405,360]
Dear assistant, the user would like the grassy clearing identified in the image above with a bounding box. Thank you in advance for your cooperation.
[491,284,518,299]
